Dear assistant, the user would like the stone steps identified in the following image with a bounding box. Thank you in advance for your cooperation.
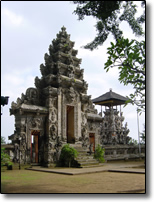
[77,155,99,166]
[71,145,99,167]
[77,156,94,160]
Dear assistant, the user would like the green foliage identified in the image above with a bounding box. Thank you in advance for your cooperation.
[1,148,13,167]
[73,1,145,50]
[73,1,145,114]
[1,137,13,168]
[128,138,138,145]
[104,37,145,113]
[94,144,105,163]
[58,144,78,167]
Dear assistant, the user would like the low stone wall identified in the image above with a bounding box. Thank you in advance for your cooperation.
[103,145,145,161]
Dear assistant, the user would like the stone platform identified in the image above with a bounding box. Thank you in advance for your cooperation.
[26,162,145,175]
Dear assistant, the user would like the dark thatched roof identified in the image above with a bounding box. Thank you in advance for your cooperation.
[92,89,128,106]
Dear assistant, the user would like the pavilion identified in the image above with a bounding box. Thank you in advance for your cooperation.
[92,89,130,145]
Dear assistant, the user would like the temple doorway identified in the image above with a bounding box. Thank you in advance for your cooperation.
[67,106,75,143]
[89,133,95,152]
[31,130,40,163]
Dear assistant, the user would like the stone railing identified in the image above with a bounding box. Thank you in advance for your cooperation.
[103,145,145,161]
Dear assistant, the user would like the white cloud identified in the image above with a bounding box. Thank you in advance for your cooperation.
[2,8,23,26]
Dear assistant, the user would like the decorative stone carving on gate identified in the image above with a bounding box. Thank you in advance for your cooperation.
[81,127,89,148]
[65,87,77,103]
[49,108,57,124]
[28,117,44,129]
[50,125,57,141]
[25,88,39,105]
[11,88,40,110]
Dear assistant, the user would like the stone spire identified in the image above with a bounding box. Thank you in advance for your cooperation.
[35,26,87,97]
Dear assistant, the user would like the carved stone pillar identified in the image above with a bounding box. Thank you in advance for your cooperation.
[77,102,81,141]
[58,89,62,138]
[62,98,67,142]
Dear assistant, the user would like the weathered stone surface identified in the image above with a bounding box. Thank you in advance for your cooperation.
[100,107,130,145]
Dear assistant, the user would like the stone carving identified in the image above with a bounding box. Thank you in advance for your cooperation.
[40,63,54,76]
[101,107,130,145]
[54,136,62,162]
[28,117,43,129]
[81,127,89,148]
[25,88,39,105]
[81,112,86,126]
[35,76,45,89]
[68,66,75,78]
[49,108,57,123]
[65,87,77,103]
[11,88,40,110]
[50,125,57,140]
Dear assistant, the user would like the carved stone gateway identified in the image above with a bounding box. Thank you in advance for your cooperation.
[9,27,102,167]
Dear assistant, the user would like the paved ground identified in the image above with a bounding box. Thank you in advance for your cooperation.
[26,161,145,175]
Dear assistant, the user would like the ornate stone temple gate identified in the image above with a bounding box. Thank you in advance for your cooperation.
[9,27,102,167]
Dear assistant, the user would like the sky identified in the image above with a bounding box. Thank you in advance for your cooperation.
[1,1,145,143]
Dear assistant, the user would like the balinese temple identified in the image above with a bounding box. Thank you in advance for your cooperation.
[92,89,130,146]
[8,27,145,166]
[9,27,102,167]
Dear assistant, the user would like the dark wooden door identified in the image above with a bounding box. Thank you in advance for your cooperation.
[89,133,95,152]
[34,135,38,163]
[67,106,75,143]
[31,130,39,163]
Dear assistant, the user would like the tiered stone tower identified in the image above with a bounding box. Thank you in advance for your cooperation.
[9,27,102,166]
[101,107,130,145]
[92,89,130,145]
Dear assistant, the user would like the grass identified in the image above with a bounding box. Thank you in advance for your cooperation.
[1,162,145,194]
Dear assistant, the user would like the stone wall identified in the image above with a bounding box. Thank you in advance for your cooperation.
[104,145,145,161]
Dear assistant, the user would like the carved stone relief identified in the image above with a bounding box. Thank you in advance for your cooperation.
[81,127,89,148]
[101,107,130,145]
[65,87,77,103]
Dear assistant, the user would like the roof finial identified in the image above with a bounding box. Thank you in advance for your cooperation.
[109,88,112,92]
[61,26,66,32]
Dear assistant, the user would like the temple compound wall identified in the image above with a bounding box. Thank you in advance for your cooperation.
[9,27,144,166]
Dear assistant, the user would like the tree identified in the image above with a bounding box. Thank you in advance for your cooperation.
[1,137,13,168]
[73,1,145,50]
[104,38,145,113]
[128,138,138,145]
[73,1,145,113]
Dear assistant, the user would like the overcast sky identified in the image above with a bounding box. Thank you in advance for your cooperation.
[1,1,145,143]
